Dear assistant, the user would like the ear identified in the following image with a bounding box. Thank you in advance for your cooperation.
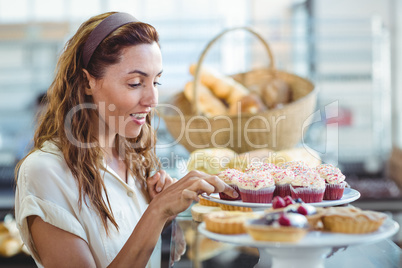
[83,69,96,95]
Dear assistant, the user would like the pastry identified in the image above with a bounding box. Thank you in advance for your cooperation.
[237,171,276,203]
[261,78,292,108]
[191,203,222,222]
[183,81,227,117]
[203,211,257,234]
[189,64,249,105]
[322,207,387,234]
[269,196,324,230]
[271,168,294,198]
[187,148,237,175]
[245,212,308,242]
[228,93,267,115]
[290,170,325,203]
[244,161,278,173]
[198,195,220,207]
[314,164,346,200]
[218,203,253,212]
[217,169,242,200]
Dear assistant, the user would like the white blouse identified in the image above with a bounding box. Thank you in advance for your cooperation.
[15,141,161,268]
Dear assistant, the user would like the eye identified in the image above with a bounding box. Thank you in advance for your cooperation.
[129,83,141,88]
[154,82,162,86]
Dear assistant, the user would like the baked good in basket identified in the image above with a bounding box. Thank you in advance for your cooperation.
[322,207,387,234]
[204,211,258,234]
[189,64,249,105]
[187,148,237,175]
[184,81,227,117]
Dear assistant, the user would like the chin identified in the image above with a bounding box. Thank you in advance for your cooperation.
[121,127,142,139]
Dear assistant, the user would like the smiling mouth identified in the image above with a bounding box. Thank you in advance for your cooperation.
[130,113,147,119]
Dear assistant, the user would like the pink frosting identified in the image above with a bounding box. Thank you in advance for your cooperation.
[237,171,275,190]
[314,164,346,184]
[278,161,311,174]
[244,161,278,173]
[272,168,294,185]
[218,168,243,184]
[291,170,325,189]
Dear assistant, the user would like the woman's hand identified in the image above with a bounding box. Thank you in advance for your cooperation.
[147,170,177,200]
[149,170,238,219]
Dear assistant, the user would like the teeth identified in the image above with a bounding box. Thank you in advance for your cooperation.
[131,113,147,119]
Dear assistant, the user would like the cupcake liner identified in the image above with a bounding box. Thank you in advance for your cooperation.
[290,185,325,203]
[238,186,275,203]
[323,182,346,200]
[273,184,291,198]
[219,184,242,200]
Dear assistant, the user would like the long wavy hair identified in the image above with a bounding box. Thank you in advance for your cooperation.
[15,12,161,232]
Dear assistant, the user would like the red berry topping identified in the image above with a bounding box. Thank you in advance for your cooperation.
[272,196,286,209]
[278,214,291,226]
[283,196,295,206]
[297,205,309,216]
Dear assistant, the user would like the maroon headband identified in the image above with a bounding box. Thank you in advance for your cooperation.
[82,12,138,69]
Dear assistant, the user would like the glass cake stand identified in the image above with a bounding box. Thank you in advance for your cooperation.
[201,188,361,209]
[198,219,399,268]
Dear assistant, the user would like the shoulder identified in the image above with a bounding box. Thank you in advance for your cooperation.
[17,141,72,189]
[21,142,66,174]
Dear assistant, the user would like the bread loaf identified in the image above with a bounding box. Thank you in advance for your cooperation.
[187,148,238,175]
[189,64,249,105]
[229,93,267,115]
[184,81,227,117]
[261,78,292,108]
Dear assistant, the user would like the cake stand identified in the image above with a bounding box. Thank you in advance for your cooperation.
[201,188,361,209]
[198,219,399,268]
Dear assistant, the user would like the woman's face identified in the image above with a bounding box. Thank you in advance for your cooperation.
[86,42,162,141]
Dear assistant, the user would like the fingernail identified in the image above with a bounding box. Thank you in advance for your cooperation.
[156,187,162,192]
[233,191,239,197]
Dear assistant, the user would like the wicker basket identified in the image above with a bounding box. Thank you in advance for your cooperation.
[160,27,317,154]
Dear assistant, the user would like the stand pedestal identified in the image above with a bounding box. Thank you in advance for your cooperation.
[255,247,331,268]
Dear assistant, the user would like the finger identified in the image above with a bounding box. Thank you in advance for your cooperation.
[147,171,160,187]
[181,189,199,202]
[203,175,239,198]
[156,170,166,192]
[147,172,160,198]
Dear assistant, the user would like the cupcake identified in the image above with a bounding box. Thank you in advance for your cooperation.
[277,161,311,174]
[322,207,387,234]
[314,164,346,200]
[290,171,325,203]
[245,212,309,242]
[217,169,242,200]
[244,161,278,173]
[271,168,294,197]
[237,171,276,203]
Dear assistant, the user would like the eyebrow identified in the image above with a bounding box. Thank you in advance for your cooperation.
[128,69,163,77]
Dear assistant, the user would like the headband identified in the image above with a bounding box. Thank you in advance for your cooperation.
[82,12,138,69]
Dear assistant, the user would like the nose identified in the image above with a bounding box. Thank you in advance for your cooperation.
[140,85,158,108]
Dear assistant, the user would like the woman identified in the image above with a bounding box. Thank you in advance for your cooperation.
[14,12,238,268]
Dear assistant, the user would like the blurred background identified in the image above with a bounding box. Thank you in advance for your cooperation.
[1,0,402,265]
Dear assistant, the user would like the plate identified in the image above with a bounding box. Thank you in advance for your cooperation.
[201,188,360,209]
[198,218,399,249]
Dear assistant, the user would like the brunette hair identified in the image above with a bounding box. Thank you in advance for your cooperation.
[16,12,161,232]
